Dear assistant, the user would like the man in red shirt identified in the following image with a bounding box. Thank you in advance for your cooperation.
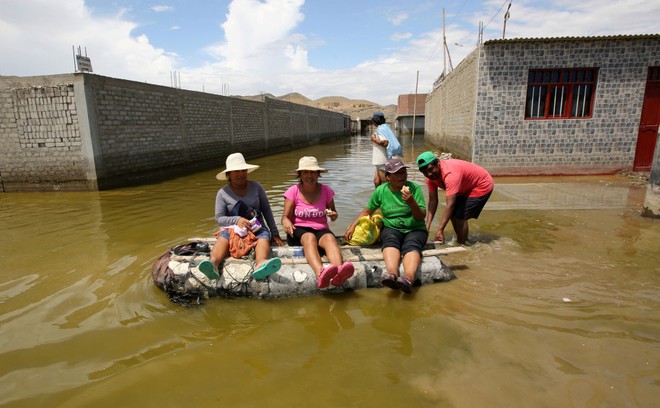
[416,151,494,245]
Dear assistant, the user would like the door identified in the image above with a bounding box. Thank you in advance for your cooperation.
[633,67,660,171]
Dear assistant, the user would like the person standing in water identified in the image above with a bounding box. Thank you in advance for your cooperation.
[416,151,493,245]
[370,111,403,188]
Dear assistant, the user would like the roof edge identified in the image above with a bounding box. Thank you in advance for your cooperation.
[484,33,660,45]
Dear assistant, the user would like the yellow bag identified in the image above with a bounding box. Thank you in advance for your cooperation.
[347,214,383,246]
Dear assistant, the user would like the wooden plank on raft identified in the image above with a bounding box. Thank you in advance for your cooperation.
[187,236,469,255]
[171,243,466,264]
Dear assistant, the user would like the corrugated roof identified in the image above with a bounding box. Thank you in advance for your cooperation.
[484,33,660,45]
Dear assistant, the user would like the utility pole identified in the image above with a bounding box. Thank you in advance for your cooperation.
[503,2,511,39]
[442,8,446,77]
[412,70,419,141]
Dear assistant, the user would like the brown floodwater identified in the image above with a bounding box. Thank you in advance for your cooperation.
[0,135,658,407]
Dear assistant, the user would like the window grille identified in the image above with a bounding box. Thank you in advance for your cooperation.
[525,68,598,119]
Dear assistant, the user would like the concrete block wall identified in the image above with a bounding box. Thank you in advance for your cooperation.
[0,75,96,191]
[264,97,348,149]
[91,77,188,180]
[425,49,479,159]
[182,93,233,162]
[0,73,349,191]
[474,36,660,174]
[267,97,308,148]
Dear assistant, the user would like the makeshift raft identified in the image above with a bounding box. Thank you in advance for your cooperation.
[151,237,466,304]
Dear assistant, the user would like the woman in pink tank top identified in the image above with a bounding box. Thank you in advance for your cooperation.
[282,156,354,289]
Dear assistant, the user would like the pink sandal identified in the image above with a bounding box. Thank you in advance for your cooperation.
[317,265,338,288]
[330,262,354,287]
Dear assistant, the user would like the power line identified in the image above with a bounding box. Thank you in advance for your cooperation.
[483,0,512,31]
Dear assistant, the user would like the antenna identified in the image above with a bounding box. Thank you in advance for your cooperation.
[72,45,93,72]
[170,71,181,88]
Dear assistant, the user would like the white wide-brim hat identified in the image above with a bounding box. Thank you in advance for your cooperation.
[216,153,260,180]
[295,156,327,172]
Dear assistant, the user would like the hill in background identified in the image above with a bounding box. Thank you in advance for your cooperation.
[239,93,397,122]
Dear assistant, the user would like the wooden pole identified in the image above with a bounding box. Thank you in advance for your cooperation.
[412,70,419,141]
[503,2,511,40]
[442,8,446,77]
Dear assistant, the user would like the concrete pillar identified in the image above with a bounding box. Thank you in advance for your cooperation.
[643,132,660,218]
[74,76,101,189]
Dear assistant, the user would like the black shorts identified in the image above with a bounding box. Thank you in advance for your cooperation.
[380,227,428,256]
[286,226,334,246]
[453,191,492,220]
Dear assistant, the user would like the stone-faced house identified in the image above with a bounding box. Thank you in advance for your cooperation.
[425,34,660,175]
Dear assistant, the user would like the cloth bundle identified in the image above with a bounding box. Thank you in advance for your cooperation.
[347,214,384,246]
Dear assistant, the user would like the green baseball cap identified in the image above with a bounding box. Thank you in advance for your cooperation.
[416,151,438,168]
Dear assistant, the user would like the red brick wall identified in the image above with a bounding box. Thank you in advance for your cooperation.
[397,94,427,115]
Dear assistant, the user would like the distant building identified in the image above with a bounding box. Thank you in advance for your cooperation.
[425,34,660,175]
[396,93,426,134]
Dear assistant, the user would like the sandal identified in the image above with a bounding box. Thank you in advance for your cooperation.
[396,276,413,294]
[252,257,282,280]
[317,265,339,289]
[330,262,355,286]
[380,273,399,290]
[198,259,220,279]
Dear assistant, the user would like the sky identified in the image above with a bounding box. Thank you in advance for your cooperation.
[1,0,659,105]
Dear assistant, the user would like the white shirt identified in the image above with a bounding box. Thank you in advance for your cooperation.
[371,133,388,165]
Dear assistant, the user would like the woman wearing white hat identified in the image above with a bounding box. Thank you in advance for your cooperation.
[198,153,284,280]
[281,156,354,289]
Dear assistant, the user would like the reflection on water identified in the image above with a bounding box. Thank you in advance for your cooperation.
[0,134,658,407]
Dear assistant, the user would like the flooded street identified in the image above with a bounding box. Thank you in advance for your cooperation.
[0,135,658,407]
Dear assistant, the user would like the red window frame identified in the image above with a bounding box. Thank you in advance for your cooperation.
[525,68,598,119]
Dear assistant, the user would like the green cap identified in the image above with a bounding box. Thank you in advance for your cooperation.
[416,151,438,168]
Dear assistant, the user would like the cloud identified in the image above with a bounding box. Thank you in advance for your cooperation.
[187,0,315,95]
[182,0,444,102]
[0,0,177,84]
[203,0,307,69]
[391,32,413,41]
[476,0,660,39]
[151,5,174,13]
[183,0,440,102]
[2,0,660,105]
[388,12,409,26]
